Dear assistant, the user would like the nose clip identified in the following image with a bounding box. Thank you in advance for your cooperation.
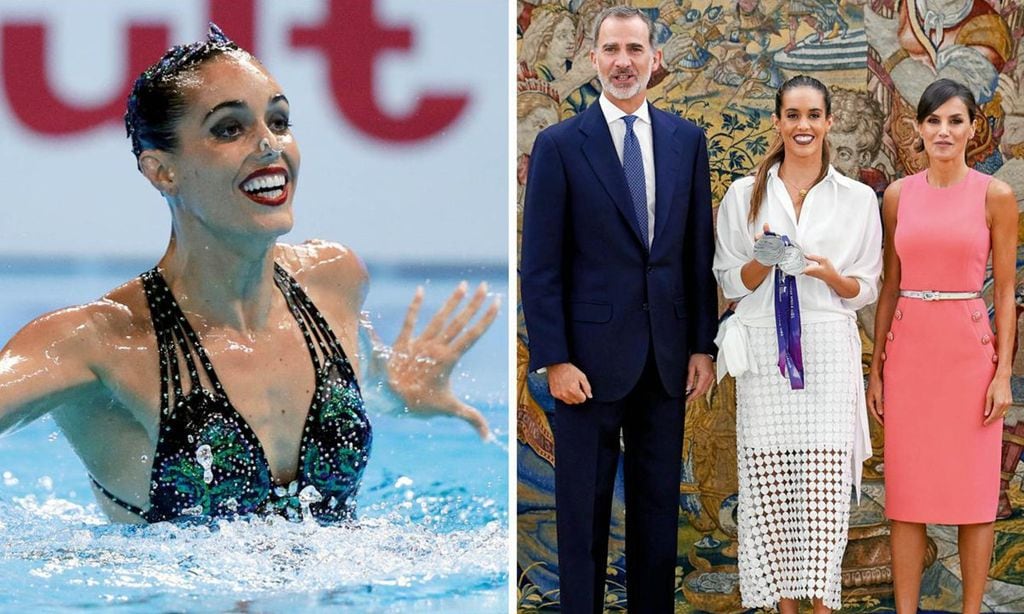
[258,137,283,160]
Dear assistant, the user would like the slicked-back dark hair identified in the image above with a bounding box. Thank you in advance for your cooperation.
[125,23,254,169]
[917,78,978,123]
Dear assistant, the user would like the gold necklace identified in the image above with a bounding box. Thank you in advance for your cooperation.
[779,176,814,203]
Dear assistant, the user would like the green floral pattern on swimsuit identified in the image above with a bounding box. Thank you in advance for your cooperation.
[127,265,372,524]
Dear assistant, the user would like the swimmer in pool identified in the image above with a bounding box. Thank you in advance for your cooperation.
[0,26,499,524]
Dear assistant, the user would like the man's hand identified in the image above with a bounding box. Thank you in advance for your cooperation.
[686,354,714,402]
[547,362,592,405]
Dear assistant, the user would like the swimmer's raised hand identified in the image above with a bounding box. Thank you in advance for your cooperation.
[381,281,500,440]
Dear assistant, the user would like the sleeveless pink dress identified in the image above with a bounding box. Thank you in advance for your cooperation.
[882,169,1001,524]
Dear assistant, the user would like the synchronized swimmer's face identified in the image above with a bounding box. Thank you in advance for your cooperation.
[153,53,301,240]
[918,96,976,164]
[772,86,833,161]
[590,16,660,107]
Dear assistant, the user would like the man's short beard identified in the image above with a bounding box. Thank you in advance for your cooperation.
[598,73,643,100]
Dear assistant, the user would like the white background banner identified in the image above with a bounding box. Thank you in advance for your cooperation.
[0,0,507,264]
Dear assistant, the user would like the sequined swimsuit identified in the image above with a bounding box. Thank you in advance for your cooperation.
[90,264,372,523]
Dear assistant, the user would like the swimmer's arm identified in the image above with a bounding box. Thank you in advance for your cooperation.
[293,239,499,438]
[285,240,397,410]
[279,239,367,376]
[356,320,407,415]
[358,283,499,440]
[0,309,102,435]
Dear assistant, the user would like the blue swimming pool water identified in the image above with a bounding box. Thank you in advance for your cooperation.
[0,261,508,612]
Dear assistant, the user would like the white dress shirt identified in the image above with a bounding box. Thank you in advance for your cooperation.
[713,162,883,499]
[599,94,656,247]
[714,163,883,326]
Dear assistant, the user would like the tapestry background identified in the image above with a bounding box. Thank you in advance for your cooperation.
[516,0,1024,611]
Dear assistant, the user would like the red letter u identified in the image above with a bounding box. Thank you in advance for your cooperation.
[2,22,169,136]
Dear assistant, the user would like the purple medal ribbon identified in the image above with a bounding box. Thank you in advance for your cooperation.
[769,232,804,389]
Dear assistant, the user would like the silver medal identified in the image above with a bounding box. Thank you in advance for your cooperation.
[752,234,786,266]
[778,244,806,276]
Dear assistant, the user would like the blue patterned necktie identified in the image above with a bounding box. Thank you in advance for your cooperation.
[622,115,648,248]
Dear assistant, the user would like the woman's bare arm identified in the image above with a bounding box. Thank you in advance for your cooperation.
[867,179,903,423]
[0,306,103,435]
[983,178,1018,425]
[287,240,499,439]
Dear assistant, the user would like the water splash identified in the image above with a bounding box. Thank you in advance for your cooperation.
[0,493,507,610]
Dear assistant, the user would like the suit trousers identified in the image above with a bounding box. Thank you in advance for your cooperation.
[554,350,686,614]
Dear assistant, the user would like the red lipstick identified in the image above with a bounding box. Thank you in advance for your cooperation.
[239,166,290,207]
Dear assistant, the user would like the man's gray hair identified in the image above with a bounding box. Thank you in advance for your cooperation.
[590,6,656,49]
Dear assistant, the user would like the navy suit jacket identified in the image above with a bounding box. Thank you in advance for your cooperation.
[520,100,718,402]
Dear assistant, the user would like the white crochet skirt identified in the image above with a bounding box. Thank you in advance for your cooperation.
[735,320,858,610]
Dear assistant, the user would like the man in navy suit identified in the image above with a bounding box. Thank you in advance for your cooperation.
[520,6,718,612]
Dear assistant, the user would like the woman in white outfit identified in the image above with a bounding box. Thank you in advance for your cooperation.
[713,75,882,613]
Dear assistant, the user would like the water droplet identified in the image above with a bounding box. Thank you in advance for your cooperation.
[195,445,214,483]
[298,485,322,505]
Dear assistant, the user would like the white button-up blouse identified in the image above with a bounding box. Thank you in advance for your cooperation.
[714,163,883,326]
[712,163,883,499]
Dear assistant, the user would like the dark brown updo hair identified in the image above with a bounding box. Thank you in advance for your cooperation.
[914,78,979,153]
[124,24,255,168]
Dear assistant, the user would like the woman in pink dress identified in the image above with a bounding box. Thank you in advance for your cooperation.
[867,79,1018,613]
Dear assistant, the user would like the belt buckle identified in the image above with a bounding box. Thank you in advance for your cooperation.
[922,291,938,301]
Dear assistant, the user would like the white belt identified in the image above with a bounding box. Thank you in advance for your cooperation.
[899,290,981,301]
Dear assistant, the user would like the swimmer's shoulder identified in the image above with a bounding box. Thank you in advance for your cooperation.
[60,280,154,354]
[276,240,369,312]
[99,278,156,335]
[2,278,152,388]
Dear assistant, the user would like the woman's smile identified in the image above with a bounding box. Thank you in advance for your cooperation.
[240,166,290,206]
